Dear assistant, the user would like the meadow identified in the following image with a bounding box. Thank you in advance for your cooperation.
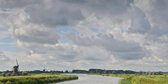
[0,74,78,84]
[101,74,168,84]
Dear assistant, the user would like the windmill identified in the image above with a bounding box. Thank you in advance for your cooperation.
[12,59,19,75]
[43,66,46,72]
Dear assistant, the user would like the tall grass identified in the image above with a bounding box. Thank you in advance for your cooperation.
[119,79,131,84]
[100,74,168,84]
[0,74,78,84]
[118,74,168,84]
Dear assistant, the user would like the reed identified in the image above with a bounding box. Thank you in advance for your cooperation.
[100,74,168,84]
[0,74,78,84]
[113,74,168,84]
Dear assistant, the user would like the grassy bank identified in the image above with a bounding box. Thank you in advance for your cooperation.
[101,74,168,84]
[0,74,78,84]
[119,75,168,84]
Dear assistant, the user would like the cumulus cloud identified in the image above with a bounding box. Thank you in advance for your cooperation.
[0,0,41,8]
[128,4,151,33]
[0,0,168,71]
[0,52,9,61]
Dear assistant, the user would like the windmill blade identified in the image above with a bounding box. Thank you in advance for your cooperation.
[16,59,19,66]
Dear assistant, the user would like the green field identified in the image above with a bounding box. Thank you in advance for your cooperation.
[101,74,168,84]
[0,74,78,84]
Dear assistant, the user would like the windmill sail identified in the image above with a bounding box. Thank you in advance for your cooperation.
[16,59,19,66]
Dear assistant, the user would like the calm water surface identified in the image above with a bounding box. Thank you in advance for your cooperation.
[57,74,121,84]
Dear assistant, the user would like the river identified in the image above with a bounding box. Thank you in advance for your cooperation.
[57,74,121,84]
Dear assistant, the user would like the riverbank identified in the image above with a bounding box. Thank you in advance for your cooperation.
[100,74,168,84]
[0,74,78,84]
[119,75,168,84]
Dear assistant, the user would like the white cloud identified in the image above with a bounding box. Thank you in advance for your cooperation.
[0,52,9,61]
[0,0,168,71]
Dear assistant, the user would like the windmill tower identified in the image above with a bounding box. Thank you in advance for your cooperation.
[12,59,19,75]
[43,66,46,72]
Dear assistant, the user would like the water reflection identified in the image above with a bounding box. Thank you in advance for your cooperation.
[57,74,121,84]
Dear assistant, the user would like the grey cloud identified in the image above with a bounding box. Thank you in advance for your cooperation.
[25,44,80,62]
[0,0,168,71]
[79,46,111,61]
[25,5,84,27]
[0,0,85,27]
[0,52,9,61]
[2,0,133,27]
[136,0,168,35]
[62,0,132,14]
[0,0,41,8]
[0,0,86,30]
[7,10,59,45]
[86,0,131,13]
[60,0,87,3]
[70,33,146,60]
[128,4,151,33]
[22,0,133,27]
[16,30,58,44]
[134,0,168,49]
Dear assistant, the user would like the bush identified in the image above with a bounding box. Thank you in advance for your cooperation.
[22,72,28,76]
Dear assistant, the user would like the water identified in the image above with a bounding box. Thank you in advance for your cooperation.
[57,74,122,84]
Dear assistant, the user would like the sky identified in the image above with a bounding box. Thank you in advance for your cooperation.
[0,0,168,71]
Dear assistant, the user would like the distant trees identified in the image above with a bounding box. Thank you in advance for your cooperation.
[27,70,64,74]
[72,70,88,73]
[0,69,166,75]
[72,69,166,75]
[65,70,69,73]
[22,71,28,75]
[88,69,136,74]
